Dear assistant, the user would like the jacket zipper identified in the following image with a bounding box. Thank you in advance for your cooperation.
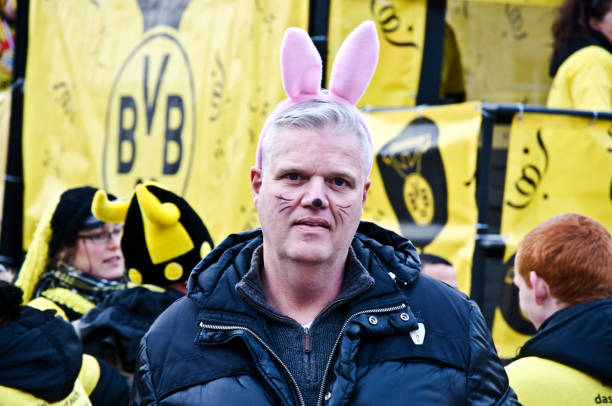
[316,302,407,406]
[199,322,306,406]
[304,326,312,379]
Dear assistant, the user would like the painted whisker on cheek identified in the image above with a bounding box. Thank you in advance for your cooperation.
[275,194,294,214]
[336,203,352,223]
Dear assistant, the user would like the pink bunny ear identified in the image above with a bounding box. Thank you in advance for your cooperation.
[281,27,322,99]
[328,20,379,105]
[255,21,379,170]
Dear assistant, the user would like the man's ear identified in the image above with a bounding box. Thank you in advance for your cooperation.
[530,271,550,306]
[589,17,601,32]
[362,180,371,205]
[250,166,262,204]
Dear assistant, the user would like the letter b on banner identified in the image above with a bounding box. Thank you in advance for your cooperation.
[118,96,137,173]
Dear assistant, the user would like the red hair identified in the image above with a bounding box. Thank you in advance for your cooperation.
[516,213,612,306]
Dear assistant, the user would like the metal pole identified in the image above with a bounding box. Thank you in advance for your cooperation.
[470,106,495,310]
[0,0,28,266]
[416,0,447,105]
[308,0,330,87]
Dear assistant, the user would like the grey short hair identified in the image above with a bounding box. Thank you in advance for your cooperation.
[261,98,373,178]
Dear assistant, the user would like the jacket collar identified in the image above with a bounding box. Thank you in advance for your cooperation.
[549,29,612,77]
[188,222,421,329]
[235,244,375,322]
[518,299,612,385]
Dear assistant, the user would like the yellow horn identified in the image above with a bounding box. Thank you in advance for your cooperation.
[136,184,180,227]
[91,189,130,223]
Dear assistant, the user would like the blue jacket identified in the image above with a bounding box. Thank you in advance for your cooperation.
[132,222,517,405]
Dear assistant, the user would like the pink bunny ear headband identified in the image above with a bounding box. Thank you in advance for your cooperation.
[255,20,380,170]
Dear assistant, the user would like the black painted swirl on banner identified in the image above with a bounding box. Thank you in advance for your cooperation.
[209,53,227,123]
[506,129,549,209]
[370,0,418,47]
[504,5,527,40]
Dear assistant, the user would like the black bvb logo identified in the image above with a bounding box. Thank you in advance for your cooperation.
[377,116,448,249]
[103,0,195,195]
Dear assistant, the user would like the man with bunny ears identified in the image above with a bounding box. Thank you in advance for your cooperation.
[132,21,517,405]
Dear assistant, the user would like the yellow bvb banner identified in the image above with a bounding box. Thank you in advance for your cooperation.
[492,113,612,358]
[363,102,482,294]
[328,0,427,107]
[22,0,308,248]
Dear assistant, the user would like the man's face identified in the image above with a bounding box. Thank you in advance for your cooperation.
[251,126,370,267]
[513,252,538,326]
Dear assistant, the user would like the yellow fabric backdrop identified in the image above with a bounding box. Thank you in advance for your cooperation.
[493,113,612,358]
[331,0,561,106]
[22,0,309,247]
[364,102,482,294]
[447,0,557,105]
[328,0,427,107]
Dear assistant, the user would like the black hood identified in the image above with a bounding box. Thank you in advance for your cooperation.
[549,29,612,77]
[517,299,612,385]
[0,306,83,402]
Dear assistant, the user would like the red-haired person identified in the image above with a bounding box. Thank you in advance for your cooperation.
[506,213,612,404]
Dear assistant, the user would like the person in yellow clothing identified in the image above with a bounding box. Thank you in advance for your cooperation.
[547,0,612,110]
[506,213,612,405]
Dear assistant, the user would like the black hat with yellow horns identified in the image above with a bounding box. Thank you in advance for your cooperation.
[92,181,213,287]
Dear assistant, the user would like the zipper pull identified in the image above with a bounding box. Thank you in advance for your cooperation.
[303,327,312,353]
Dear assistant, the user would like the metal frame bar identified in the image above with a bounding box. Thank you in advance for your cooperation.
[0,0,28,266]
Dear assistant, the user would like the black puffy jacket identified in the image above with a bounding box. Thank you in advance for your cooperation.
[0,306,84,404]
[132,222,518,405]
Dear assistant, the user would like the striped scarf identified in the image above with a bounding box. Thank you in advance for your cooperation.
[35,263,127,306]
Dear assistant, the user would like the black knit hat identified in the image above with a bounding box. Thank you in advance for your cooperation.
[48,186,114,259]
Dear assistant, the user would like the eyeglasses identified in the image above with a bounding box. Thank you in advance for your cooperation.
[77,226,123,245]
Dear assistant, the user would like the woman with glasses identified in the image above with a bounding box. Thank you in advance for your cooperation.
[13,186,131,406]
[15,186,127,321]
[547,0,612,109]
